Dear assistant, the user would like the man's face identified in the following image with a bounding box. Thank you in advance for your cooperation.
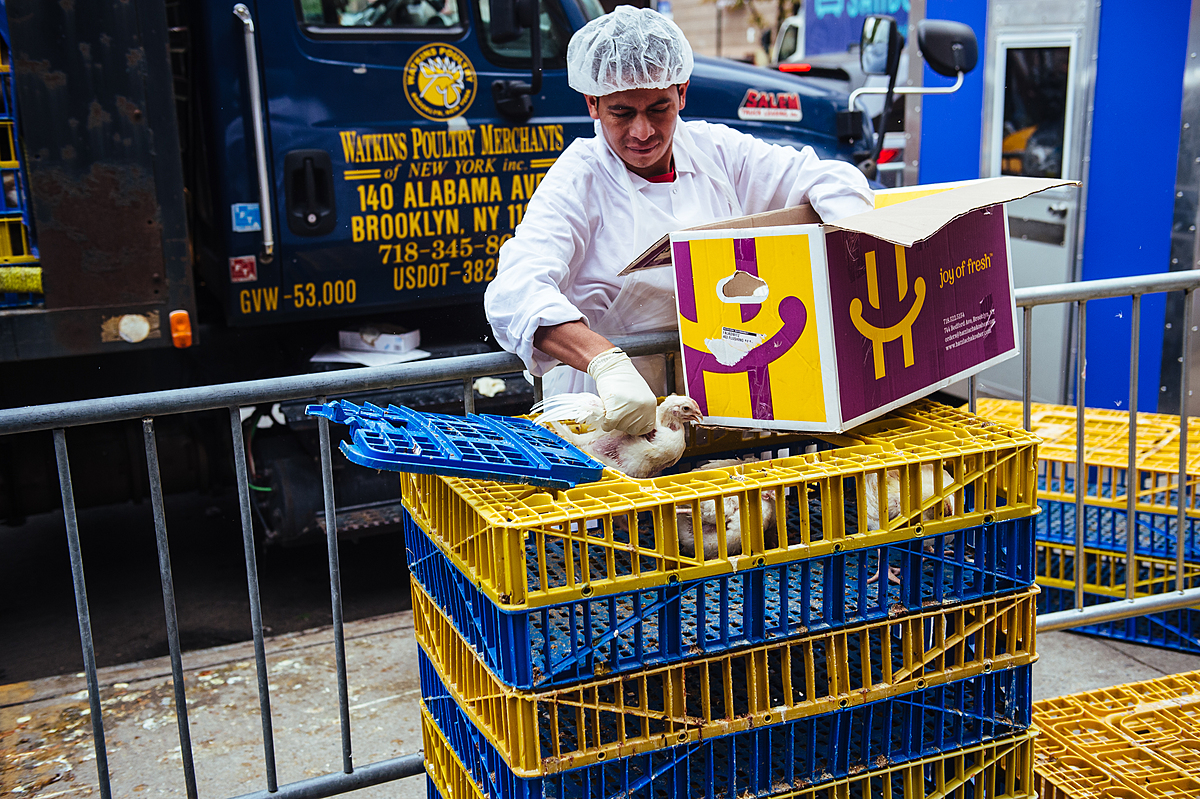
[586,83,688,178]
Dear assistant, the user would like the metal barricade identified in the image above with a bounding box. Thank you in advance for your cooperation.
[2,273,1200,797]
[1009,272,1200,631]
[0,333,671,799]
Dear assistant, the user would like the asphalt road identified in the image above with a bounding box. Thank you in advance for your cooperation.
[0,489,412,685]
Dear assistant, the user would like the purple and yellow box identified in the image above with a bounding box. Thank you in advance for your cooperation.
[624,176,1074,432]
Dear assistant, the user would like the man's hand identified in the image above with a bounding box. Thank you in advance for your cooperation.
[587,348,657,435]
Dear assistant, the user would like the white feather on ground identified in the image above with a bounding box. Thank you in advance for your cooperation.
[532,394,704,479]
[863,464,957,584]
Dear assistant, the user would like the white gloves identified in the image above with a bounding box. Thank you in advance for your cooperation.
[586,347,657,436]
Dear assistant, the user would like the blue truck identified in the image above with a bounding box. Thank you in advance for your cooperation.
[0,0,879,541]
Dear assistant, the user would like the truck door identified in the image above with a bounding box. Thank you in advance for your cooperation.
[973,2,1098,404]
[222,0,592,325]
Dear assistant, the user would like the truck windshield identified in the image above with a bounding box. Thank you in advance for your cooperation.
[295,0,462,29]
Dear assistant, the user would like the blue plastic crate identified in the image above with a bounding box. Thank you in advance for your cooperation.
[1036,494,1200,563]
[1038,583,1200,654]
[420,656,1032,799]
[1034,472,1200,561]
[1036,542,1200,654]
[306,400,605,489]
[405,509,1034,690]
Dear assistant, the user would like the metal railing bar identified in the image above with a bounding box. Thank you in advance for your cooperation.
[462,377,475,415]
[228,752,425,799]
[1022,306,1033,431]
[0,331,676,436]
[3,278,1198,439]
[1075,300,1087,612]
[1126,295,1141,601]
[1015,271,1200,307]
[142,418,199,799]
[229,407,279,791]
[53,428,113,799]
[968,375,977,414]
[1180,291,1192,593]
[533,374,543,405]
[1038,587,1200,632]
[317,398,353,774]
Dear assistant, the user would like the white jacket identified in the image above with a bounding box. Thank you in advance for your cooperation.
[484,119,873,385]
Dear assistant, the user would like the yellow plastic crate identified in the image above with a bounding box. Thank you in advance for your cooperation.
[1035,540,1200,599]
[1033,669,1200,798]
[977,399,1200,520]
[402,399,1039,609]
[413,578,1039,777]
[422,701,1039,799]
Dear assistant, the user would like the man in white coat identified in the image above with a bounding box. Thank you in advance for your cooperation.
[484,6,873,436]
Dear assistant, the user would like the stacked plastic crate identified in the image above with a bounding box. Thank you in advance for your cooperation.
[314,398,1043,799]
[0,21,41,309]
[978,399,1200,653]
[1033,669,1200,798]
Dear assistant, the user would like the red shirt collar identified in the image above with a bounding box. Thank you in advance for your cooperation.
[644,168,676,184]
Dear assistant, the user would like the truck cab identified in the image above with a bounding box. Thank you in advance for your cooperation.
[194,0,867,329]
[0,0,869,543]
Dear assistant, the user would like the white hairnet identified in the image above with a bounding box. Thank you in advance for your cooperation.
[567,6,694,97]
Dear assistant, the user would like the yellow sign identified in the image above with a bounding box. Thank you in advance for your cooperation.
[403,44,477,121]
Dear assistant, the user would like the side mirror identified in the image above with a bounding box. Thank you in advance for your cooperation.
[917,19,978,77]
[488,0,542,122]
[860,15,903,77]
[489,0,538,45]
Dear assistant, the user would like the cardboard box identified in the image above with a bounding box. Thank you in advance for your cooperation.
[338,324,421,354]
[623,176,1074,432]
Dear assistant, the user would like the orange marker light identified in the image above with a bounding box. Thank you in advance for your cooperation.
[169,309,193,348]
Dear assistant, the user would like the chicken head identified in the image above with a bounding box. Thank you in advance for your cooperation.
[658,395,703,430]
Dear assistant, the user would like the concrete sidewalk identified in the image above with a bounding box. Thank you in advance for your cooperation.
[5,613,1200,798]
[1,613,425,799]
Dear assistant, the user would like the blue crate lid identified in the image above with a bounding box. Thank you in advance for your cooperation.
[305,399,605,489]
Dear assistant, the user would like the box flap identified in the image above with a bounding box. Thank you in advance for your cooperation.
[828,176,1078,247]
[619,204,821,276]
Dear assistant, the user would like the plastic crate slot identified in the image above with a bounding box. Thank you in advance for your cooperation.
[0,121,15,168]
[0,218,29,261]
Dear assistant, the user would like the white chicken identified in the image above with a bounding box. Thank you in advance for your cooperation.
[862,464,957,584]
[674,457,781,559]
[675,490,780,558]
[533,393,704,479]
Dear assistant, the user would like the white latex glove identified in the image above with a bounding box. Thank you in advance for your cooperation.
[586,347,657,436]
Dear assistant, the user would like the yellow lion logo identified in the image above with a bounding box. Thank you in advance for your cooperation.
[417,56,466,110]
